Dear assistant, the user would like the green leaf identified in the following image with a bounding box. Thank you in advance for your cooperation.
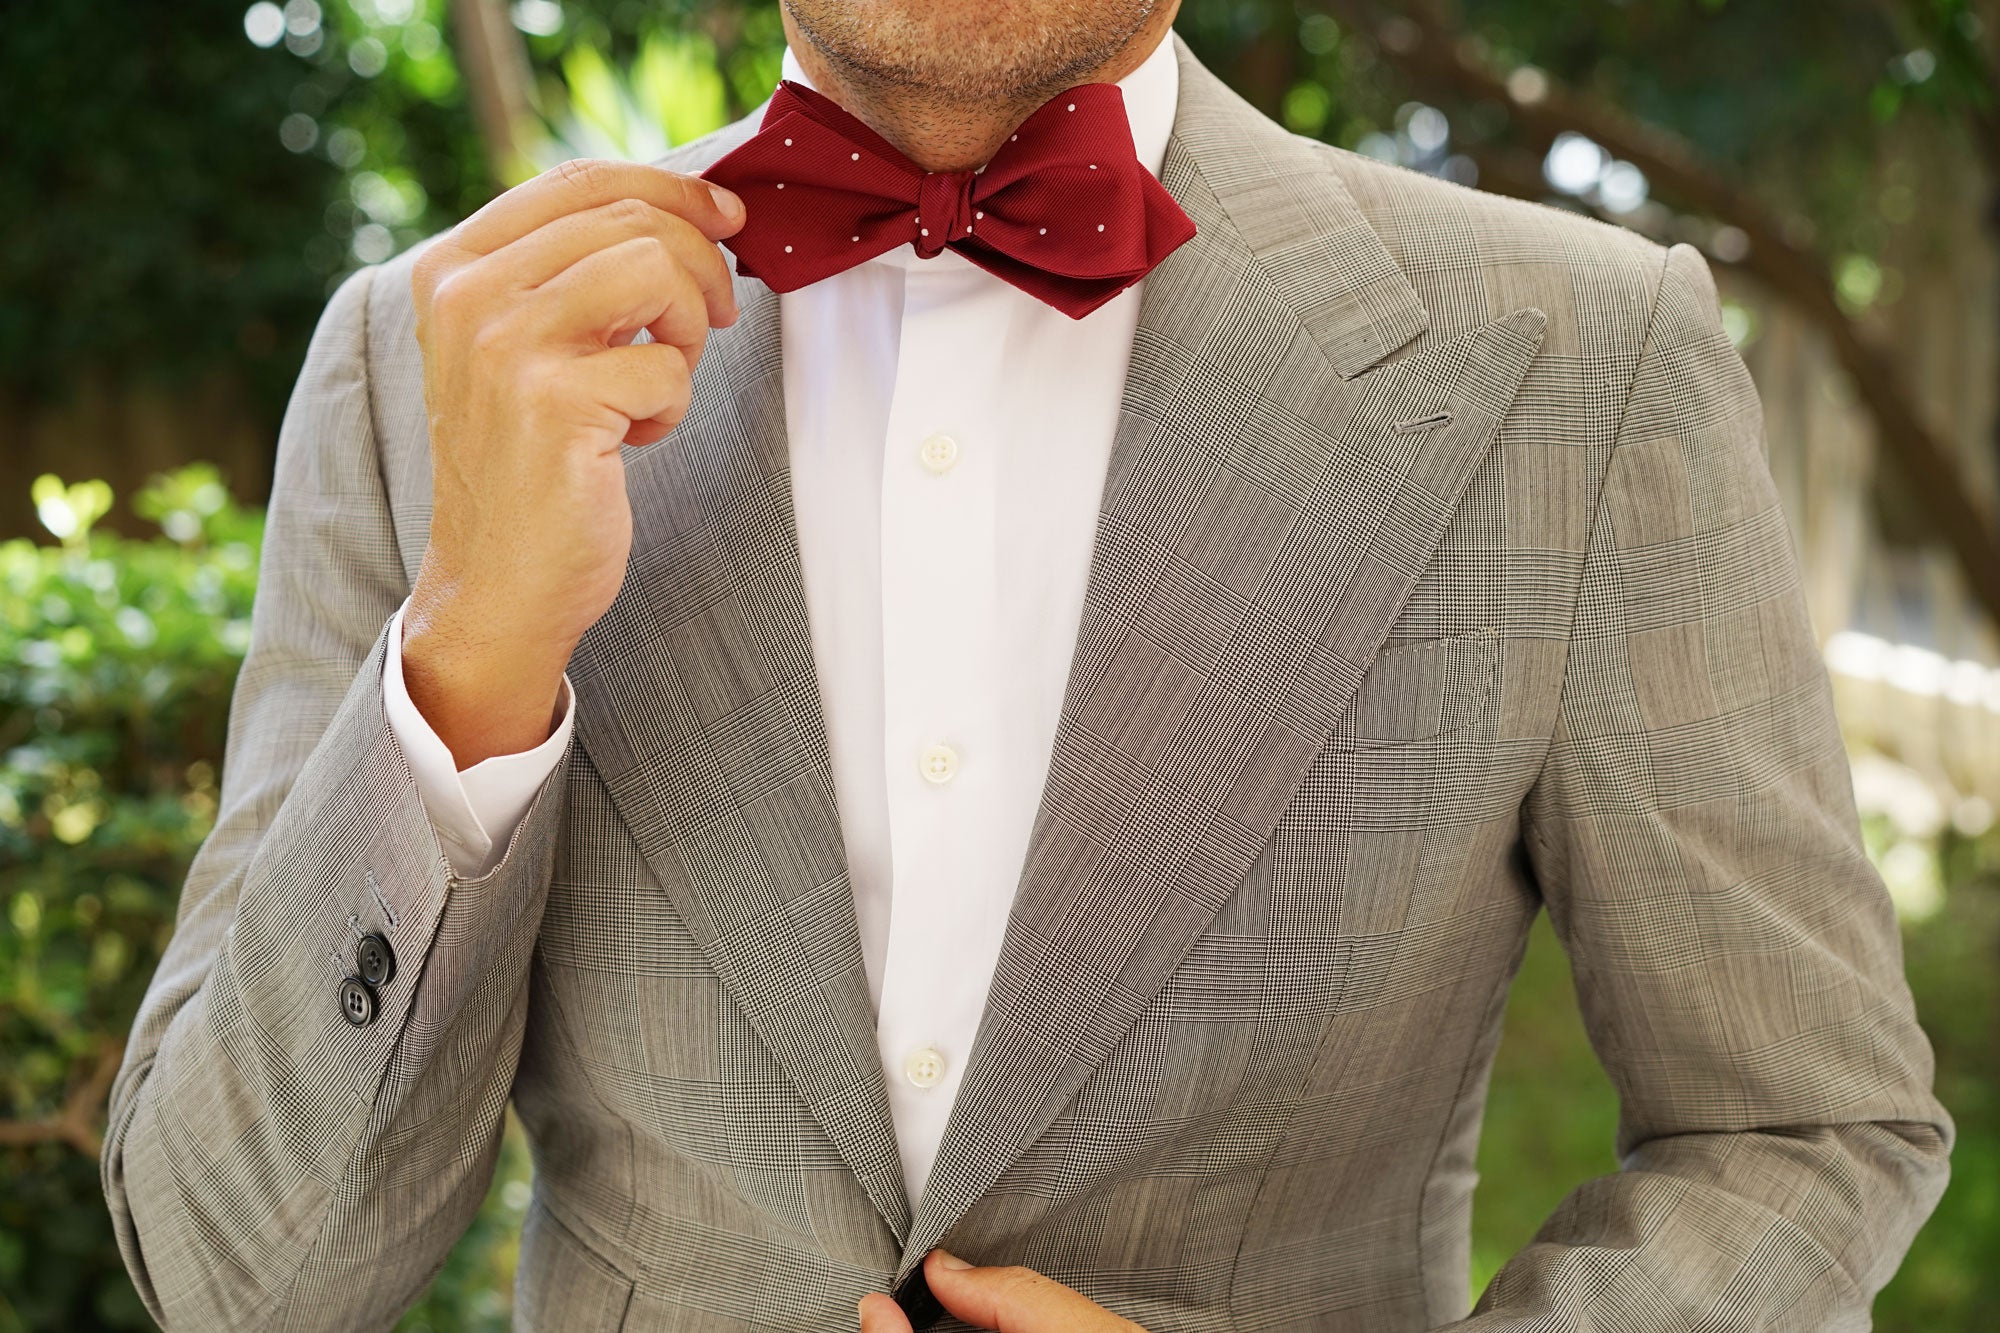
[561,42,630,152]
[30,476,113,547]
[632,31,730,147]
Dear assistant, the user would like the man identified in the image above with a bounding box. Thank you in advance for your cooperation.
[103,0,1952,1327]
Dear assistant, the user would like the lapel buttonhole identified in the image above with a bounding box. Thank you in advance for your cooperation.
[1394,410,1454,434]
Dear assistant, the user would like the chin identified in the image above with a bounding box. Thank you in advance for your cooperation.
[787,0,1146,95]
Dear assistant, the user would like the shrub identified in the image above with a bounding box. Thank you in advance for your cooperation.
[1,469,260,1328]
[0,469,526,1332]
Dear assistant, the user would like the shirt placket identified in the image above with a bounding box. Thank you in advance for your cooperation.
[873,255,1019,1203]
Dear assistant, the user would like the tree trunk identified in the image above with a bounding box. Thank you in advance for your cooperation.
[449,0,538,189]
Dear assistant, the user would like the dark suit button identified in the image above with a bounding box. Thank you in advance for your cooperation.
[892,1267,945,1331]
[339,976,377,1026]
[356,932,396,988]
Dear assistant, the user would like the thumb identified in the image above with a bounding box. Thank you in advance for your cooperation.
[923,1250,1141,1331]
[858,1292,914,1333]
[689,171,748,241]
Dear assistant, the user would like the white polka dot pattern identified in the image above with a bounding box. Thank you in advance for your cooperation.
[698,77,1196,317]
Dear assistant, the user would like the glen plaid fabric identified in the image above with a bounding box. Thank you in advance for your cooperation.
[104,33,1949,1333]
[699,78,1197,318]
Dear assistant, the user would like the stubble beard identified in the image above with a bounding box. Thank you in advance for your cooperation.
[780,0,1160,110]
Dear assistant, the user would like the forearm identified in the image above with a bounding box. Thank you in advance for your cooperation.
[105,624,570,1330]
[102,256,577,1330]
[1452,1108,1947,1330]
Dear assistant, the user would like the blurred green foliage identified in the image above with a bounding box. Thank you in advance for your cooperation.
[0,469,535,1333]
[1171,0,1995,263]
[539,30,732,164]
[0,2,487,422]
[0,469,260,1330]
[0,0,781,430]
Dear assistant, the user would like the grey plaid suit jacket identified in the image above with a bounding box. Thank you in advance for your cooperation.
[104,33,1950,1332]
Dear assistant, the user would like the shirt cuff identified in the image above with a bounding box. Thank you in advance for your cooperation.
[381,599,575,879]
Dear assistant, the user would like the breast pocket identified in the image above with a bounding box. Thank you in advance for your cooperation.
[1329,629,1500,747]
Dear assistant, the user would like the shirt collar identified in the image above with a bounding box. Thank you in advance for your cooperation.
[775,30,1179,181]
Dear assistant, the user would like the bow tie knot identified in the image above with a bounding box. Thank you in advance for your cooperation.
[701,78,1196,319]
[916,170,978,258]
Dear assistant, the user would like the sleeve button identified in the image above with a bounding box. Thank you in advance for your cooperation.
[356,932,396,988]
[339,976,378,1026]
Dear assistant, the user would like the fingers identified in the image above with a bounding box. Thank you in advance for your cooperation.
[559,341,693,446]
[857,1293,914,1333]
[455,158,745,254]
[531,235,711,367]
[484,197,736,329]
[922,1251,1144,1332]
[410,160,743,393]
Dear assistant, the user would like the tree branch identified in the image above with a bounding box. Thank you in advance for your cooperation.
[0,1041,123,1159]
[1861,0,2000,166]
[1316,0,2000,628]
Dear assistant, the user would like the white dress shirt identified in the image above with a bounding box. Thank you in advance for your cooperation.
[382,32,1180,1207]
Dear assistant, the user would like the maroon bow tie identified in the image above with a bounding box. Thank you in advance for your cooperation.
[699,79,1196,319]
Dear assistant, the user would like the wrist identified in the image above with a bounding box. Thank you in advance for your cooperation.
[400,588,574,769]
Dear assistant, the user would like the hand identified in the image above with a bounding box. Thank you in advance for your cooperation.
[402,159,746,766]
[857,1250,1146,1332]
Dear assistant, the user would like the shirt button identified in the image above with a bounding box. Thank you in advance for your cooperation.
[918,433,959,474]
[904,1046,947,1089]
[919,743,959,785]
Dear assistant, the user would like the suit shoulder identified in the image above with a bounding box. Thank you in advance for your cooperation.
[338,236,429,398]
[1314,142,1671,356]
[651,113,765,176]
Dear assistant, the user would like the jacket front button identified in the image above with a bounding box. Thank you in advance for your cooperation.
[356,932,396,988]
[339,976,377,1026]
[892,1266,945,1331]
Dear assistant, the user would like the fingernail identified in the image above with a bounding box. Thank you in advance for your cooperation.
[708,183,744,222]
[933,1249,971,1271]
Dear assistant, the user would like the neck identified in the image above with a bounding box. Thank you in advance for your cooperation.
[778,3,1180,173]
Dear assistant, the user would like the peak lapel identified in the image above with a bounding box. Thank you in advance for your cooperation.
[897,37,1546,1276]
[566,278,911,1242]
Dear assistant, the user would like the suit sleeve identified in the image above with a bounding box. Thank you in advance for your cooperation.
[101,261,573,1331]
[1468,243,1953,1329]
